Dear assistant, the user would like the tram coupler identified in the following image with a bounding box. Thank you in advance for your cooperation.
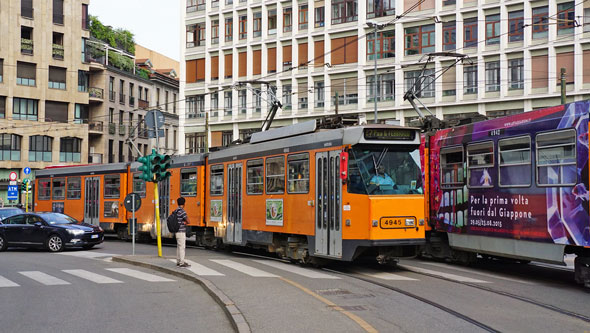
[574,256,590,288]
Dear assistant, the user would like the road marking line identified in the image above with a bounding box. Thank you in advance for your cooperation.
[253,260,340,279]
[0,275,19,287]
[353,269,418,281]
[209,259,278,277]
[62,269,123,284]
[105,268,175,282]
[167,259,225,276]
[58,252,116,259]
[420,262,535,285]
[279,277,377,333]
[19,271,70,285]
[398,265,491,283]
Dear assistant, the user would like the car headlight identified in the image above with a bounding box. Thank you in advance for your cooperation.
[67,229,84,236]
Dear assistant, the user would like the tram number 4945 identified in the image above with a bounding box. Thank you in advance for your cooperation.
[380,217,405,229]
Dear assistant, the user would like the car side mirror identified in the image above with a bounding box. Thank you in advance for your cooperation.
[34,222,43,227]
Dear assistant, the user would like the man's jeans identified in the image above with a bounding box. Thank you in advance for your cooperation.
[176,232,186,264]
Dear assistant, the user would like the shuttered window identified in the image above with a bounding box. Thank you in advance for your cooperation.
[268,47,277,73]
[211,56,219,79]
[253,50,261,75]
[186,60,197,83]
[331,36,357,65]
[196,58,205,81]
[556,52,574,84]
[48,66,66,90]
[442,65,456,96]
[17,61,36,86]
[283,45,292,70]
[298,43,308,66]
[224,53,233,78]
[314,40,324,67]
[45,101,68,123]
[239,51,247,77]
[531,55,548,88]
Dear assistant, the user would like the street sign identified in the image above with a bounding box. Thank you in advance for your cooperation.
[124,193,142,212]
[7,185,18,200]
[147,128,165,139]
[145,109,165,129]
[8,172,17,181]
[24,167,31,175]
[9,181,17,186]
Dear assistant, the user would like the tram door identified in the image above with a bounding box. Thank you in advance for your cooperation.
[84,177,100,226]
[226,163,243,244]
[315,151,342,258]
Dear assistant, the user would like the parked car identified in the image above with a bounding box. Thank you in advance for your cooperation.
[0,207,24,222]
[0,212,104,252]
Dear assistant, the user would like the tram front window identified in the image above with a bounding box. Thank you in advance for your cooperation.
[348,145,423,195]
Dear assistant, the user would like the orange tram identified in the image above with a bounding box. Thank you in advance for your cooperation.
[35,120,425,264]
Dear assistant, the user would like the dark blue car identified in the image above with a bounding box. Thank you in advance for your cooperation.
[0,212,104,252]
[0,207,24,222]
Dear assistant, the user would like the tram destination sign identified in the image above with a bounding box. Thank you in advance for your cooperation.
[364,128,416,141]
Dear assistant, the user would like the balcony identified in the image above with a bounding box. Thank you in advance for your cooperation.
[119,124,126,135]
[52,44,64,60]
[89,87,104,101]
[138,99,149,109]
[128,125,135,137]
[21,39,33,55]
[89,121,104,134]
[129,96,135,107]
[109,91,116,102]
[108,123,116,135]
[88,153,103,164]
[119,93,126,105]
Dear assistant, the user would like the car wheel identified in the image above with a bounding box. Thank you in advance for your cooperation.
[46,234,64,252]
[0,234,6,252]
[82,244,94,250]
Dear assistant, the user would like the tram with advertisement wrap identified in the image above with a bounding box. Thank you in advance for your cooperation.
[422,100,590,287]
[34,120,426,264]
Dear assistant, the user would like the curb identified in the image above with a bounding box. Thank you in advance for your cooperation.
[112,256,251,333]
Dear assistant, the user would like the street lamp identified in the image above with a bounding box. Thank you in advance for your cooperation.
[366,21,389,124]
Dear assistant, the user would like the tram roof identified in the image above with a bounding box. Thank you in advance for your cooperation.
[36,162,129,178]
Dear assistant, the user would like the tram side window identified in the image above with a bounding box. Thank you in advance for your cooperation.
[246,159,264,194]
[104,201,119,218]
[467,142,494,188]
[38,179,51,200]
[104,175,120,198]
[210,165,224,196]
[52,177,66,200]
[440,146,464,188]
[499,136,531,187]
[536,130,577,186]
[287,153,309,193]
[133,173,146,197]
[180,168,198,196]
[266,156,285,194]
[66,177,81,199]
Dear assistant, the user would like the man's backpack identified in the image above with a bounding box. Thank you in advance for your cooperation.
[167,209,180,233]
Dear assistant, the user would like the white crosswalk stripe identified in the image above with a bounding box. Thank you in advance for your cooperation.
[420,262,535,285]
[58,252,115,259]
[398,265,490,283]
[253,260,340,279]
[353,269,418,281]
[210,259,278,277]
[0,275,20,287]
[167,259,225,276]
[19,271,70,286]
[105,268,175,282]
[62,269,123,284]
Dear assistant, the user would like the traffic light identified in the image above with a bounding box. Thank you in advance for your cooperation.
[149,149,171,182]
[21,178,31,193]
[137,155,153,182]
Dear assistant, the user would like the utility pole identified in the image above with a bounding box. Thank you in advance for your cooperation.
[561,68,567,105]
[335,92,339,115]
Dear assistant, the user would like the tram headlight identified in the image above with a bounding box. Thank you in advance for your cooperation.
[405,219,415,227]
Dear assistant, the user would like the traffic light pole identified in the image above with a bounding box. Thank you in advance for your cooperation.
[152,111,163,258]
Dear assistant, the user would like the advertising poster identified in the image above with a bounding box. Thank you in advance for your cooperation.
[210,200,222,222]
[266,199,283,226]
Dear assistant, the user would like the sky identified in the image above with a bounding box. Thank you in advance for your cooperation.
[89,0,181,61]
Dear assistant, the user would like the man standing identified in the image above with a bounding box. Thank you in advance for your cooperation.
[175,197,191,268]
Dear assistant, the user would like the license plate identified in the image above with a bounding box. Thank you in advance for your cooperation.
[91,234,98,239]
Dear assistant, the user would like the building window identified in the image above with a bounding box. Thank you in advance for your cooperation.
[464,18,478,47]
[48,66,66,90]
[367,0,394,19]
[224,91,232,117]
[253,12,262,37]
[186,0,205,12]
[283,84,292,110]
[239,15,247,40]
[508,11,524,42]
[443,22,456,50]
[485,14,500,45]
[283,7,292,32]
[367,73,395,102]
[239,90,247,114]
[332,0,358,24]
[180,168,198,196]
[508,58,524,90]
[211,20,219,44]
[485,61,500,92]
[298,82,308,110]
[405,69,435,98]
[21,26,34,55]
[0,97,5,119]
[12,98,38,121]
[211,92,219,117]
[78,70,88,92]
[0,134,22,161]
[222,131,233,146]
[268,9,277,34]
[81,4,89,29]
[74,104,88,124]
[53,0,64,24]
[59,137,81,162]
[287,153,309,193]
[315,6,325,27]
[254,88,262,114]
[185,133,206,154]
[212,0,219,7]
[331,78,358,105]
[22,0,33,18]
[186,23,205,47]
[532,6,549,39]
[0,59,3,83]
[225,18,233,42]
[463,64,478,94]
[173,93,177,113]
[314,81,324,108]
[17,61,36,86]
[557,2,575,35]
[404,25,435,55]
[52,32,64,60]
[247,159,264,194]
[266,156,285,194]
[299,5,308,30]
[367,30,394,60]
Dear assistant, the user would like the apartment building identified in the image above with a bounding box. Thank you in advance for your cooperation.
[0,0,90,203]
[180,0,590,154]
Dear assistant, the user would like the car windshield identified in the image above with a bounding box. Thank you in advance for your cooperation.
[42,213,78,225]
[348,144,423,195]
[0,209,23,220]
